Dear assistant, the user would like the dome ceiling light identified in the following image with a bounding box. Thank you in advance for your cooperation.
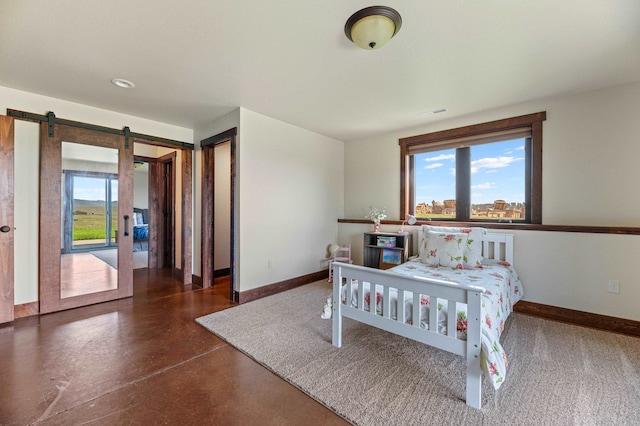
[344,6,402,50]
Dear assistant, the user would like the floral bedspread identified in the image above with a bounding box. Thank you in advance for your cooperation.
[322,259,523,389]
[389,259,522,389]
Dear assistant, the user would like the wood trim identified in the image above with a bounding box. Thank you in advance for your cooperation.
[39,122,62,314]
[192,274,203,286]
[234,270,328,304]
[337,218,640,236]
[0,116,15,324]
[14,301,39,319]
[201,128,236,298]
[514,300,640,338]
[214,268,231,278]
[399,112,547,146]
[201,127,237,148]
[181,149,193,284]
[190,271,228,287]
[161,152,176,270]
[148,160,161,269]
[201,145,214,288]
[530,121,543,224]
[8,108,194,150]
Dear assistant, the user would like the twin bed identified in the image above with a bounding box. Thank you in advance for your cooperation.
[328,226,522,409]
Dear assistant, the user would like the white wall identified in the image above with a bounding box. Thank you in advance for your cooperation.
[238,108,344,292]
[214,141,231,271]
[341,81,640,321]
[133,165,149,210]
[2,86,192,305]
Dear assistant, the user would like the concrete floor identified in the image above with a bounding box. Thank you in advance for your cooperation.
[0,269,348,425]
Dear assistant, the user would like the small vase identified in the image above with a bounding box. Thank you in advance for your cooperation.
[373,222,381,233]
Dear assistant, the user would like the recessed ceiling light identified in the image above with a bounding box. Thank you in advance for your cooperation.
[111,78,135,89]
[418,108,447,117]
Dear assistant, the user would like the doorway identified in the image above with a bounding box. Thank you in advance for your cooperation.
[136,149,177,270]
[201,128,236,299]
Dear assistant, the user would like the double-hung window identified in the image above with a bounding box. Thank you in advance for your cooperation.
[399,112,546,224]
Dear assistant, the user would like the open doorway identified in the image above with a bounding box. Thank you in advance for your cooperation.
[134,146,178,270]
[201,128,236,299]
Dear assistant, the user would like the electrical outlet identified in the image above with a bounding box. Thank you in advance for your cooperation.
[608,280,620,294]
[267,259,273,269]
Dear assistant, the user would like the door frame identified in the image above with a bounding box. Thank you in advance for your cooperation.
[137,151,176,270]
[201,127,236,298]
[0,116,15,323]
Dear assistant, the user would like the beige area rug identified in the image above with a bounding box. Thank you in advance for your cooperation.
[90,249,148,269]
[196,281,640,425]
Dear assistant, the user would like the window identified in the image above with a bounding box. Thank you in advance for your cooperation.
[400,112,546,223]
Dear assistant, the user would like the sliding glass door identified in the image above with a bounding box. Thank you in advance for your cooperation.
[62,169,119,252]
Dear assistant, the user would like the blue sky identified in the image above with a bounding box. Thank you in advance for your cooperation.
[73,176,118,201]
[415,138,525,206]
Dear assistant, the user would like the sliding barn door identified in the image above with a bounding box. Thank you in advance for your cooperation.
[0,116,14,323]
[40,123,133,314]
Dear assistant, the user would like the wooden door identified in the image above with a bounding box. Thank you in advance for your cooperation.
[0,116,14,323]
[39,123,133,314]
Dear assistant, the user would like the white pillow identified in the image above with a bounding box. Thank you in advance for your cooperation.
[421,225,486,268]
[421,230,469,268]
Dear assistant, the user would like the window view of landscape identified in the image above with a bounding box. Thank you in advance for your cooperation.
[414,138,525,220]
[71,176,118,247]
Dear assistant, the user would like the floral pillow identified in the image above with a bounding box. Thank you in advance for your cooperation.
[421,225,486,268]
[421,231,469,268]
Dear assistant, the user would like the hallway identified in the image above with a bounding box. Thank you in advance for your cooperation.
[0,269,347,425]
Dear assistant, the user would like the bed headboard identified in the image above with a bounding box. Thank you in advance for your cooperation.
[417,229,514,264]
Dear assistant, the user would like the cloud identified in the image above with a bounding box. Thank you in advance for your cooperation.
[472,182,495,190]
[425,162,444,170]
[424,153,455,162]
[471,156,522,173]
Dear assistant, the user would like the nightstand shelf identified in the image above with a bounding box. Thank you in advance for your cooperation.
[363,232,412,269]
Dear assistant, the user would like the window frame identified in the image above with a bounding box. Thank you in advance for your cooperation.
[399,112,546,224]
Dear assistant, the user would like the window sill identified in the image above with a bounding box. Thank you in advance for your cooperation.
[338,219,640,236]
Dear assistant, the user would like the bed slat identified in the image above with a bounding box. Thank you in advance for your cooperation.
[429,297,438,333]
[397,289,405,323]
[412,292,420,328]
[382,285,390,318]
[447,302,457,337]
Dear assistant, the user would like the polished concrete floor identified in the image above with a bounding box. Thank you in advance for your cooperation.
[0,269,348,425]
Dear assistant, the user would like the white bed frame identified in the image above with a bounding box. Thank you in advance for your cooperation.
[331,232,514,409]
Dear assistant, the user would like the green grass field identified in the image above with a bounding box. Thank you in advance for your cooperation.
[73,205,118,240]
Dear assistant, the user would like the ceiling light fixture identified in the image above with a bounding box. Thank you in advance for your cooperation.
[111,78,135,89]
[344,6,402,50]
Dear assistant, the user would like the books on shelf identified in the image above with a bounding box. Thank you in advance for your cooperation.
[376,236,396,247]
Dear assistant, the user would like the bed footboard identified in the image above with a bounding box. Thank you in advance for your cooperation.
[331,262,484,409]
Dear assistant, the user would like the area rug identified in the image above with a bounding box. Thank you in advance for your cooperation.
[90,249,148,269]
[196,281,640,425]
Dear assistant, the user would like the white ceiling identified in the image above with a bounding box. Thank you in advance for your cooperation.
[1,1,639,141]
